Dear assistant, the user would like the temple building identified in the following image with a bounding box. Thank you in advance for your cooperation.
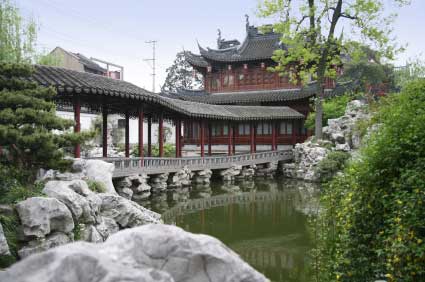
[164,18,340,153]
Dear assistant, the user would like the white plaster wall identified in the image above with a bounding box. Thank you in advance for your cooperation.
[57,111,176,145]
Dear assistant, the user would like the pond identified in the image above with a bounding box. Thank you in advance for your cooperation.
[140,177,320,282]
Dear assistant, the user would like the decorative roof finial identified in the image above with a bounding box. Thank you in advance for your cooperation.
[217,28,222,48]
[245,14,250,29]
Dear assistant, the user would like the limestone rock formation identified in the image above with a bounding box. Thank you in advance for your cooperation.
[85,159,116,194]
[98,193,161,228]
[17,232,72,258]
[168,166,192,188]
[220,164,242,181]
[282,100,371,182]
[281,140,330,182]
[192,169,212,184]
[0,224,267,282]
[149,173,169,193]
[40,158,117,194]
[323,99,370,151]
[16,197,74,238]
[114,174,151,201]
[0,223,10,256]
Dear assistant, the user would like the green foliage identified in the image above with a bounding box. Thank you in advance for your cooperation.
[0,0,37,63]
[0,63,88,183]
[86,180,106,193]
[73,222,81,241]
[131,143,176,158]
[257,0,407,85]
[316,151,350,183]
[313,79,425,282]
[306,94,354,130]
[161,52,203,93]
[0,164,44,204]
[0,213,19,268]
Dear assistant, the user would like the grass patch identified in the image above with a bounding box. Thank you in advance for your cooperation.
[86,180,106,193]
[0,213,20,268]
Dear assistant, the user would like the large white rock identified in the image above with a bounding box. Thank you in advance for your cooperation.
[42,180,100,224]
[16,197,74,238]
[84,159,116,194]
[98,194,161,228]
[3,242,173,282]
[0,224,267,282]
[0,223,10,255]
[18,232,71,259]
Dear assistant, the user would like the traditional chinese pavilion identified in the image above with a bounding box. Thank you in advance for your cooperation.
[165,18,340,152]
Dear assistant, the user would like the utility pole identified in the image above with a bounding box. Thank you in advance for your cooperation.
[90,57,124,80]
[143,40,157,93]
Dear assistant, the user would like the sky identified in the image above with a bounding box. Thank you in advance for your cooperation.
[15,0,425,92]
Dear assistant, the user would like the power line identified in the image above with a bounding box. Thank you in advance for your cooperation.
[143,40,157,93]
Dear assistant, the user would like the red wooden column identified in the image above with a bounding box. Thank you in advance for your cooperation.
[250,123,255,154]
[102,105,108,157]
[200,121,205,157]
[125,110,130,158]
[159,114,164,157]
[271,121,277,151]
[147,116,152,157]
[207,123,212,156]
[138,108,144,159]
[73,95,81,158]
[232,124,236,155]
[292,120,297,145]
[175,119,181,158]
[228,123,233,156]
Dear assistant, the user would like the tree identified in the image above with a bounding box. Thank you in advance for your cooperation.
[0,0,37,63]
[258,0,410,138]
[0,63,86,183]
[161,52,203,93]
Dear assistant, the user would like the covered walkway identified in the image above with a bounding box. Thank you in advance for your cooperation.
[29,65,306,160]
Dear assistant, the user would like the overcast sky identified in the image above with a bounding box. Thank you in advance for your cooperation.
[16,0,425,91]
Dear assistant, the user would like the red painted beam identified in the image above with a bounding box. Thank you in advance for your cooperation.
[147,116,152,157]
[250,123,255,154]
[228,123,233,156]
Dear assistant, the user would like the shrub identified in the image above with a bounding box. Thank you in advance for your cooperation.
[131,143,176,158]
[0,213,20,268]
[316,151,350,183]
[306,94,355,130]
[86,180,106,193]
[313,79,425,282]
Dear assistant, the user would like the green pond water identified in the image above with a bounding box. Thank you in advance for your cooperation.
[141,177,320,282]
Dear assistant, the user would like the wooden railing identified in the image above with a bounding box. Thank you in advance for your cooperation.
[92,150,293,178]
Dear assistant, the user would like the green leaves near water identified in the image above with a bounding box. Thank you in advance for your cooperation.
[312,79,425,282]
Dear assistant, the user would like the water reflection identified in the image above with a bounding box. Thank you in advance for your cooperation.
[141,177,319,282]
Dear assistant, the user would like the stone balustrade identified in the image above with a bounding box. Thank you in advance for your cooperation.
[90,150,293,178]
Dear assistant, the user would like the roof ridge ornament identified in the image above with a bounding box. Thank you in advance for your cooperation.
[245,14,249,31]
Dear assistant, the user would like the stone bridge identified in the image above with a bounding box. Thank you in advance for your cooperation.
[95,150,293,178]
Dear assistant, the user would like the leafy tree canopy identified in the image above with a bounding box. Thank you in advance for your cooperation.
[257,0,410,138]
[161,52,203,93]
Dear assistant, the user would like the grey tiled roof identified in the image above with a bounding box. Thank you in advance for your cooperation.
[29,65,304,121]
[184,52,209,68]
[197,28,282,63]
[167,87,317,104]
